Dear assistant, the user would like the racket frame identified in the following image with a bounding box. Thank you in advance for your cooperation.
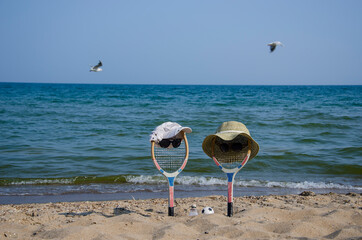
[151,131,189,216]
[211,138,251,217]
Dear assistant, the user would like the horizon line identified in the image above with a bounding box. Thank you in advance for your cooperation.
[1,81,361,86]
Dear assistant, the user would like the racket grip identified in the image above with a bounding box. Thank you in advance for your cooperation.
[168,207,174,216]
[227,202,233,217]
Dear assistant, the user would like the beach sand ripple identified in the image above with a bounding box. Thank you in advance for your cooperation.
[0,193,361,240]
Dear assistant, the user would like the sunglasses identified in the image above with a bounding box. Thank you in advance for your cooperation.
[159,138,182,148]
[219,142,245,152]
[216,136,248,153]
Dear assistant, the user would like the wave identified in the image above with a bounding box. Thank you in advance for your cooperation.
[0,176,128,186]
[128,175,362,190]
[2,175,361,191]
[337,147,362,155]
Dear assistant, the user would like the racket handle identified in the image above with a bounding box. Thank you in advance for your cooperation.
[227,202,233,217]
[168,207,174,216]
[227,173,234,217]
[168,178,175,216]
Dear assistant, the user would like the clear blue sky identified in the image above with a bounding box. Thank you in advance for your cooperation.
[1,0,361,85]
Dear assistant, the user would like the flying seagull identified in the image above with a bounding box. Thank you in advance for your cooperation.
[267,41,284,53]
[90,60,103,72]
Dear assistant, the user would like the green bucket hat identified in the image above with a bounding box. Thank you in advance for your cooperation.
[202,121,259,160]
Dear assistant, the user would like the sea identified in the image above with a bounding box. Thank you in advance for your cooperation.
[0,83,361,204]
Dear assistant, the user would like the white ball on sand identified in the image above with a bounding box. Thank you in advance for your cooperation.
[201,207,214,214]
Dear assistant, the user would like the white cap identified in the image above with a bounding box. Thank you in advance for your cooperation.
[150,122,192,142]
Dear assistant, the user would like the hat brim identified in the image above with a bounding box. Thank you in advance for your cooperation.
[180,127,192,134]
[162,126,192,139]
[202,132,259,161]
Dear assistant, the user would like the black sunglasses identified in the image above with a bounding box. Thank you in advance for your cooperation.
[219,142,245,152]
[159,138,182,148]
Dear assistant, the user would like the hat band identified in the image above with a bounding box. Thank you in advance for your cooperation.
[217,130,247,134]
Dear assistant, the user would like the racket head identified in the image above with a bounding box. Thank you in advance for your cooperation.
[151,132,189,176]
[211,135,251,170]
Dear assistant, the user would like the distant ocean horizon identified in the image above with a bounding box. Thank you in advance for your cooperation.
[0,83,361,204]
[3,82,362,86]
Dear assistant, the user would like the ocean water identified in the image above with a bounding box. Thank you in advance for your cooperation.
[0,83,361,204]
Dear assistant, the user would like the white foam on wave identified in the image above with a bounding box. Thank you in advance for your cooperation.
[126,175,166,184]
[6,175,361,191]
[126,175,362,190]
[235,180,362,190]
[8,178,74,185]
[126,175,225,185]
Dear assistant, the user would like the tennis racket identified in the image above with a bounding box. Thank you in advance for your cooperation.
[211,135,251,217]
[151,131,189,216]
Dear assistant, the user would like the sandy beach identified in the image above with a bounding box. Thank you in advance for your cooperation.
[0,192,361,240]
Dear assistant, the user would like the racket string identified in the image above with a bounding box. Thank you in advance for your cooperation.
[214,150,248,169]
[154,143,186,173]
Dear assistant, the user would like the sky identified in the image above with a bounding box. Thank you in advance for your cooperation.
[0,0,361,85]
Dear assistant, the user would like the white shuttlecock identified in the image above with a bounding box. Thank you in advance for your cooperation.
[189,204,198,216]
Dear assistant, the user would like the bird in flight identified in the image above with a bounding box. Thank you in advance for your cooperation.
[267,41,284,53]
[90,60,103,72]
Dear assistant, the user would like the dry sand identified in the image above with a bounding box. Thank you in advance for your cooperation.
[0,192,361,240]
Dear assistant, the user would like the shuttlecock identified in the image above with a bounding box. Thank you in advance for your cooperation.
[189,204,198,216]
